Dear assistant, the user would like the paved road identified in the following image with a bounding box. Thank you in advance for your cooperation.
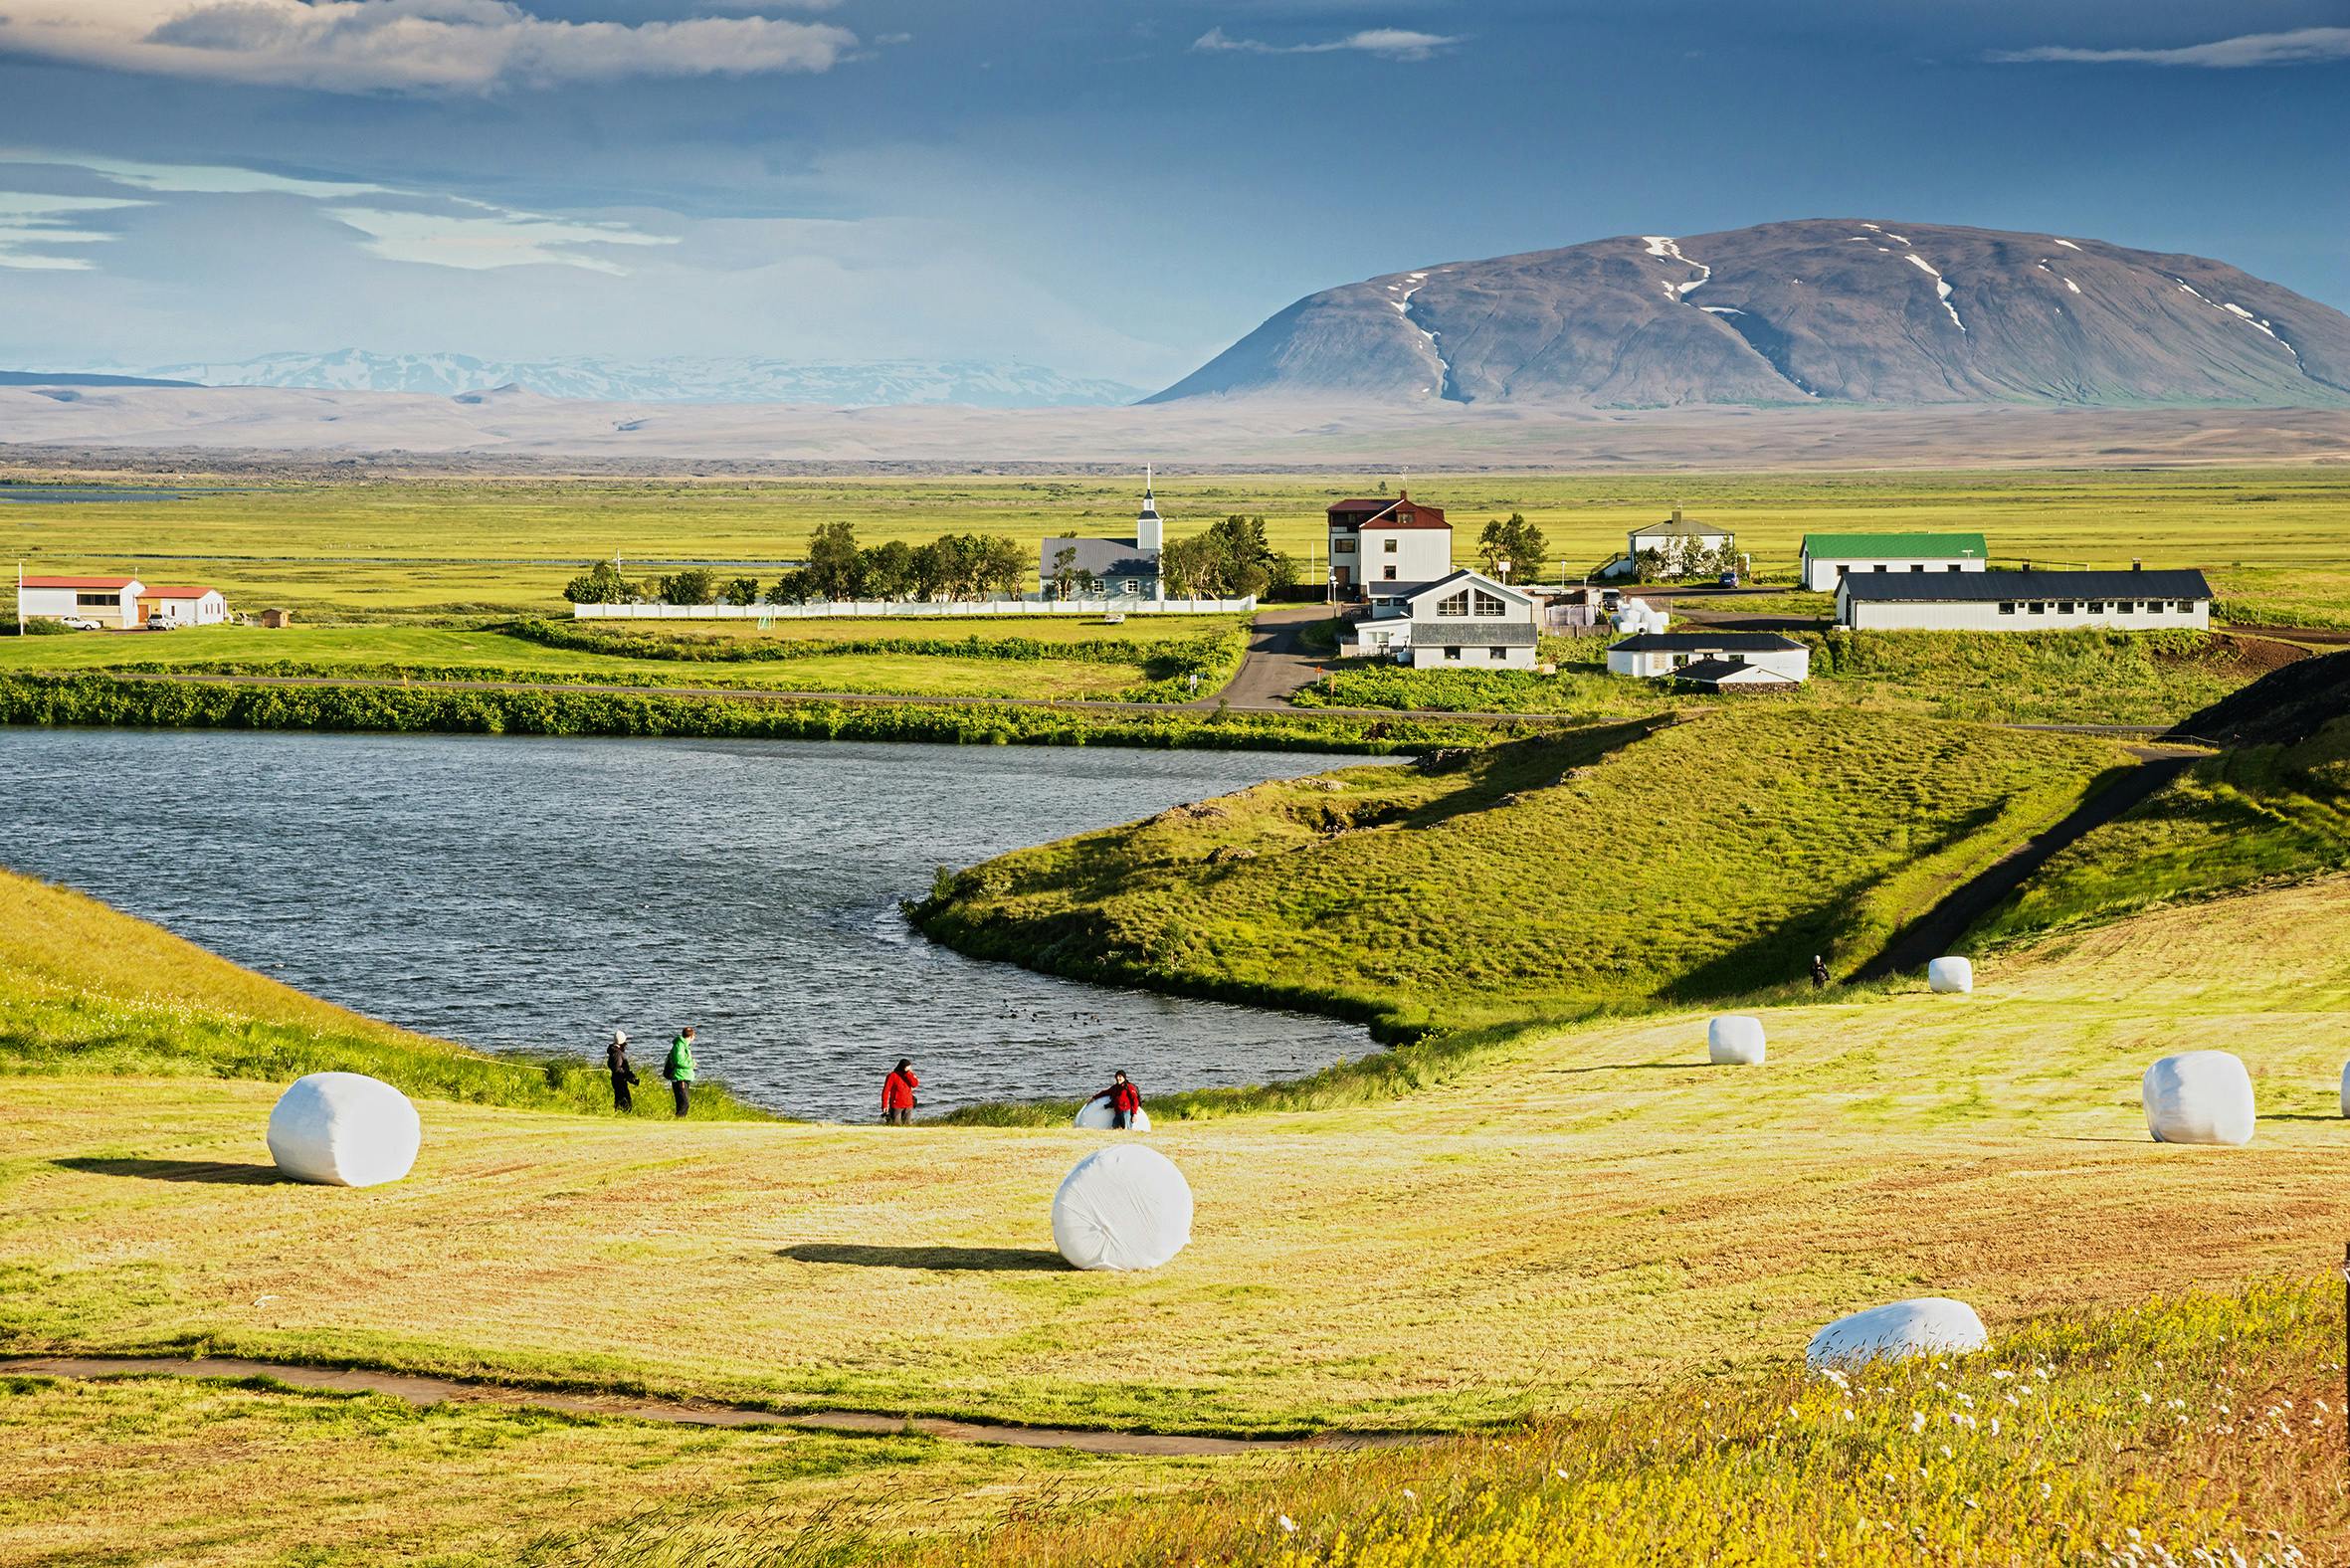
[1199,603,1339,710]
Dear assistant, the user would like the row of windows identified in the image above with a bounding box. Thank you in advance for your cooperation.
[75,591,120,606]
[1329,538,1402,553]
[1439,646,1514,662]
[1995,600,2197,616]
[1836,563,1966,575]
[1432,589,1510,618]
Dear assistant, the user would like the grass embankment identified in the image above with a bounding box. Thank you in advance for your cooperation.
[0,615,1250,703]
[8,877,2350,1436]
[10,468,2349,622]
[915,709,2131,1038]
[0,672,1519,754]
[1295,629,2291,727]
[0,871,767,1120]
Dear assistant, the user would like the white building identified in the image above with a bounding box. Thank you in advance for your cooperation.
[1800,532,1989,592]
[1615,509,1734,580]
[1352,569,1540,670]
[1837,568,2213,632]
[1606,631,1811,683]
[1326,491,1453,609]
[141,585,230,626]
[17,573,143,627]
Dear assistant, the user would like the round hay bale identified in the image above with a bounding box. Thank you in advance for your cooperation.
[1707,1015,1766,1066]
[266,1072,421,1187]
[1051,1145,1192,1272]
[1073,1101,1152,1132]
[2142,1051,2255,1146]
[1927,956,1973,994]
[1806,1297,1988,1369]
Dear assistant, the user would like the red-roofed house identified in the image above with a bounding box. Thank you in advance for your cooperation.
[1327,490,1452,607]
[17,574,144,628]
[139,585,229,627]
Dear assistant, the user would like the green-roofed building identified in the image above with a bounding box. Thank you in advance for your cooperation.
[1799,531,1990,591]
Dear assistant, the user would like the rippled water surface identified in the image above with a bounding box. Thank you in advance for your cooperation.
[2,730,1369,1118]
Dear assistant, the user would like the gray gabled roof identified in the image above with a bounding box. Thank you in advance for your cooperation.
[1841,568,2211,603]
[1673,658,1795,686]
[1412,621,1539,647]
[1041,536,1157,579]
[1406,568,1534,608]
[1610,631,1805,653]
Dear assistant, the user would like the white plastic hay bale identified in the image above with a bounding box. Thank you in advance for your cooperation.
[266,1072,421,1187]
[1707,1015,1766,1066]
[1073,1100,1153,1132]
[1927,956,1974,994]
[1806,1297,1989,1369]
[2142,1051,2255,1147]
[1051,1145,1192,1272]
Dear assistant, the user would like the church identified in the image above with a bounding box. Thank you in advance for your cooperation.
[1039,472,1164,600]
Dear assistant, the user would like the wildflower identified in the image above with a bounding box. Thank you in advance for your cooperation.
[2140,1392,2154,1405]
[1990,1417,2001,1436]
[1843,1408,1857,1423]
[1910,1411,1927,1433]
[1277,1516,1296,1535]
[2041,1482,2053,1499]
[1555,1470,1569,1481]
[1401,1489,1416,1501]
[1939,1444,1953,1459]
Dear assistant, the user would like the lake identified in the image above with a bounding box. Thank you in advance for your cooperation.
[0,730,1370,1119]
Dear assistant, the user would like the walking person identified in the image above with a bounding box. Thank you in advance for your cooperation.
[606,1029,638,1112]
[882,1059,919,1125]
[664,1026,697,1118]
[1085,1071,1143,1130]
[1811,953,1830,990]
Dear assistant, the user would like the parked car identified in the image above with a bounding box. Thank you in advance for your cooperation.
[145,614,179,631]
[59,616,101,631]
[1716,571,1740,588]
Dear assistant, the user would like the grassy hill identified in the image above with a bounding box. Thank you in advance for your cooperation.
[0,869,766,1119]
[915,709,2133,1037]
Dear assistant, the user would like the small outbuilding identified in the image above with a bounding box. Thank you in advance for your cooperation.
[1607,631,1810,683]
[1799,532,1989,592]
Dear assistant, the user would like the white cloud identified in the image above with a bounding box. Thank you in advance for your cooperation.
[0,0,858,95]
[1989,26,2350,68]
[1192,26,1460,62]
[326,204,677,273]
[0,191,149,270]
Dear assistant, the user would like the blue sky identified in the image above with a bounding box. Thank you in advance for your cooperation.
[0,1,2344,389]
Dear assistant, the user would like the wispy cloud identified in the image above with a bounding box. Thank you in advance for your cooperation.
[1988,26,2350,69]
[0,192,149,270]
[0,149,677,275]
[1193,26,1460,62]
[0,0,858,95]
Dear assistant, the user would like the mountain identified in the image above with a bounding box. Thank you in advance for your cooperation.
[130,351,1145,409]
[1148,219,2350,410]
[0,369,196,388]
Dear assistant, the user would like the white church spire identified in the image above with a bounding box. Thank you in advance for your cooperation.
[1134,464,1163,554]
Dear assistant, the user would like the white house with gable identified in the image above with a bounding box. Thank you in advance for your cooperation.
[1351,568,1539,669]
[16,573,144,628]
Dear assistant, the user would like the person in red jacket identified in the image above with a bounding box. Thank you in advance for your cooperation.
[881,1059,919,1125]
[1085,1071,1143,1130]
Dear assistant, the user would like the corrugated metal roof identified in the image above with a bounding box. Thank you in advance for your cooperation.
[1610,631,1806,653]
[1412,621,1538,647]
[1842,569,2211,603]
[1040,536,1157,580]
[1802,532,1988,558]
[20,575,138,589]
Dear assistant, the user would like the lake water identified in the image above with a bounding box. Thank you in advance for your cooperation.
[0,730,1368,1119]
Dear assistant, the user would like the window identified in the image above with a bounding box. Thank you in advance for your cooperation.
[1333,538,1355,554]
[1910,564,1926,573]
[1673,654,1690,668]
[1396,510,1413,524]
[1382,538,1398,554]
[1472,589,1506,616]
[2029,602,2047,614]
[1444,646,1463,661]
[1382,565,1397,580]
[2173,601,2190,614]
[75,592,114,607]
[2058,601,2077,614]
[1837,564,1850,577]
[1999,602,2016,615]
[1488,646,1508,661]
[1435,592,1469,617]
[1873,564,1888,572]
[1947,564,1963,572]
[1121,578,1140,595]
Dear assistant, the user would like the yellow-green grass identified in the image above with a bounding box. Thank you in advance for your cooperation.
[9,872,2350,1439]
[0,1373,1190,1568]
[0,622,1232,702]
[933,1279,2346,1568]
[7,469,2348,622]
[0,870,766,1120]
[917,710,2134,1035]
[1298,629,2287,726]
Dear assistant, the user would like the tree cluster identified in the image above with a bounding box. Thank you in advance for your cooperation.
[1633,537,1739,584]
[1475,513,1549,583]
[564,522,1031,607]
[1158,515,1300,599]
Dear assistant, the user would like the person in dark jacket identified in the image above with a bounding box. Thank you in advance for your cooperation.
[882,1059,919,1125]
[1085,1071,1143,1130]
[664,1027,697,1117]
[606,1029,638,1112]
[1811,954,1831,990]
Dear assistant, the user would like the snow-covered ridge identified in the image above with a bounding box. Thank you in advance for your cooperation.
[1641,236,1712,300]
[1904,254,1967,334]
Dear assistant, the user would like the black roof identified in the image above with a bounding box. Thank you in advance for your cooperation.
[1841,568,2211,603]
[1412,621,1538,647]
[1041,536,1157,580]
[1674,658,1797,686]
[1609,631,1806,653]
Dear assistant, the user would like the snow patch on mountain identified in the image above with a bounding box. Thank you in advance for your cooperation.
[1905,255,1968,333]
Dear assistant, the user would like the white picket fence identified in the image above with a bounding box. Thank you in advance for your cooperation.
[573,596,1257,621]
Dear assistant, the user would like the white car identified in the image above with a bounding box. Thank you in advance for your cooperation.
[144,614,178,631]
[58,616,101,632]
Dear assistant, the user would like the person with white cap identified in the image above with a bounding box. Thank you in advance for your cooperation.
[606,1029,638,1112]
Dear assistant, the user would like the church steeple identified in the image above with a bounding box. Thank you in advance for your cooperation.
[1134,464,1163,553]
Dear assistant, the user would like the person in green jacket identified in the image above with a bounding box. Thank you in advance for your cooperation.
[664,1026,697,1117]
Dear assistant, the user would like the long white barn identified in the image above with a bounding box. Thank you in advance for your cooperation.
[1838,568,2213,631]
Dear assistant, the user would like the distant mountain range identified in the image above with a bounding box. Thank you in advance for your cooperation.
[119,351,1145,409]
[1149,219,2350,410]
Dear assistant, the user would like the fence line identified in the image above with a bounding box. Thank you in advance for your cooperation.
[573,597,1257,621]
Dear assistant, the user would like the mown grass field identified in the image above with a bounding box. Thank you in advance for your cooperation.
[6,468,2348,622]
[918,710,2135,1035]
[0,616,1249,703]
